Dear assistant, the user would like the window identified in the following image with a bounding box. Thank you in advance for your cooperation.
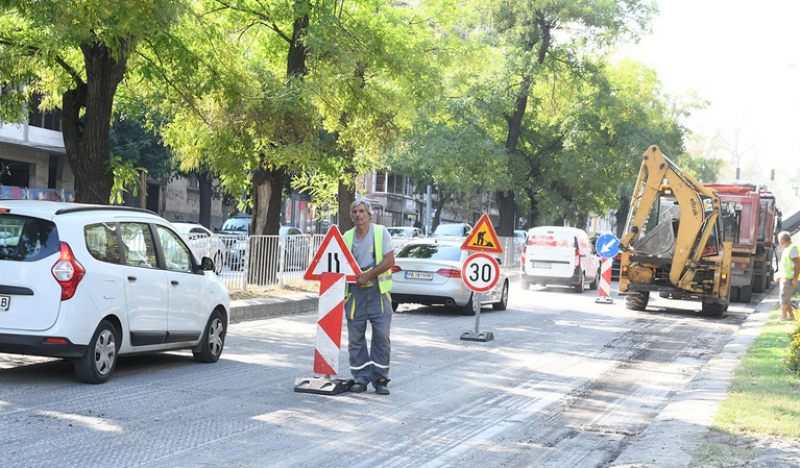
[27,93,61,131]
[0,215,59,262]
[84,223,121,264]
[120,223,158,269]
[157,226,193,273]
[375,173,386,192]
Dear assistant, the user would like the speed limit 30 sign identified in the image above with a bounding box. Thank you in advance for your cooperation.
[461,253,500,293]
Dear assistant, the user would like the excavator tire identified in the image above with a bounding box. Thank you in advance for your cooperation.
[625,291,649,311]
[701,299,726,316]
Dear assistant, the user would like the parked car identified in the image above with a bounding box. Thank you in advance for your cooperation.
[390,240,509,315]
[172,222,225,274]
[218,214,251,235]
[0,200,230,383]
[520,226,601,293]
[226,225,310,271]
[387,226,425,249]
[432,223,472,239]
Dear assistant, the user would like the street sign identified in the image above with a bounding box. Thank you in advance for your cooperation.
[595,233,620,259]
[304,226,362,282]
[461,253,500,292]
[461,214,503,254]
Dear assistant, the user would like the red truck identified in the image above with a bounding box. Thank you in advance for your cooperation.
[705,183,778,303]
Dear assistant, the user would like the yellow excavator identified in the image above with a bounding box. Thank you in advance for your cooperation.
[619,145,732,315]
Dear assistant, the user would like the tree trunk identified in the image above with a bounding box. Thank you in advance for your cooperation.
[525,188,539,229]
[432,195,446,233]
[575,213,588,230]
[197,171,213,229]
[337,174,356,233]
[250,165,284,235]
[62,39,130,204]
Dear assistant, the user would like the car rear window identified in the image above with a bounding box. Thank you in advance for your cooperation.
[433,225,465,237]
[527,232,576,248]
[397,243,462,261]
[0,214,60,262]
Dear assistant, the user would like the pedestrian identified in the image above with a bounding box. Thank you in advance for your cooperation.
[776,231,798,322]
[342,200,395,394]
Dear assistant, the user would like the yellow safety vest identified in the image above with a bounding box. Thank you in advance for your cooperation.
[343,225,392,295]
[782,243,799,279]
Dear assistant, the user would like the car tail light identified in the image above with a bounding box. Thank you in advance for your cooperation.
[390,266,403,273]
[437,268,461,278]
[621,265,628,277]
[614,253,621,261]
[574,248,581,267]
[52,242,85,301]
[0,208,9,213]
[521,245,527,265]
[721,273,728,285]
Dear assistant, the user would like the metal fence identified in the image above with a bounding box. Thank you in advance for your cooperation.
[187,233,521,292]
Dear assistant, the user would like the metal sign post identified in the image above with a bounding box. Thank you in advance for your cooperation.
[460,253,499,342]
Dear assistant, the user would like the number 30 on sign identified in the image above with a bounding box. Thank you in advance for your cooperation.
[461,253,500,293]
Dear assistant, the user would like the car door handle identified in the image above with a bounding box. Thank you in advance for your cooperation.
[127,276,137,282]
[171,280,180,286]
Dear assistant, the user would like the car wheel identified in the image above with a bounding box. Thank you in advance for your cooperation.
[493,281,509,311]
[573,273,584,293]
[74,320,118,384]
[701,299,726,316]
[391,302,399,312]
[589,268,600,290]
[193,310,226,363]
[739,285,752,303]
[460,294,479,316]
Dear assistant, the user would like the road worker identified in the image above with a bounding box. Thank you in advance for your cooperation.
[342,199,395,395]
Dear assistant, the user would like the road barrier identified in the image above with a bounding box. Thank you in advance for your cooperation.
[596,257,613,304]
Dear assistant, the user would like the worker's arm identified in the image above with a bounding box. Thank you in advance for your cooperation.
[355,250,395,286]
[793,253,800,287]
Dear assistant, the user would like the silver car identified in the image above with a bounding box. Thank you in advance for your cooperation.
[390,240,509,315]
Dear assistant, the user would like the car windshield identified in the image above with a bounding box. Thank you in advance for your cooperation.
[221,218,250,232]
[433,225,464,237]
[388,228,412,237]
[397,243,462,261]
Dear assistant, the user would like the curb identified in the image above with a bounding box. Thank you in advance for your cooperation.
[229,293,318,324]
[609,286,781,468]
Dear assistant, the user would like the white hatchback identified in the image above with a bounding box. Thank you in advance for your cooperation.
[0,201,230,383]
[520,226,601,293]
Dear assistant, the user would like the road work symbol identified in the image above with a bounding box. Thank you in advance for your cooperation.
[461,214,503,254]
[595,257,613,304]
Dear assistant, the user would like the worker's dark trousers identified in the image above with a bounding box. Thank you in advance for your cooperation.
[345,282,392,387]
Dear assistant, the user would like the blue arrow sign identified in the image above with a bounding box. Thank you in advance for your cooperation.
[596,233,620,259]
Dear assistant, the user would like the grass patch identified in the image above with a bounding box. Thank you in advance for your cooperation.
[713,307,800,439]
[229,283,318,301]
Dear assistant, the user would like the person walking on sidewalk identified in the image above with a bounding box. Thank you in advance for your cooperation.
[343,200,395,395]
[777,231,798,322]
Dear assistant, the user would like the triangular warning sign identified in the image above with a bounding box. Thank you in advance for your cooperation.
[461,214,504,253]
[304,225,362,282]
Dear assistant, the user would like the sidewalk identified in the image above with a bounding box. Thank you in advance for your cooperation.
[610,285,800,468]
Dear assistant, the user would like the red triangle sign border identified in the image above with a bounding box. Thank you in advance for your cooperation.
[303,225,362,282]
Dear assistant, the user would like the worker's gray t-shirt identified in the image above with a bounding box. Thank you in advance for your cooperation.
[351,224,394,270]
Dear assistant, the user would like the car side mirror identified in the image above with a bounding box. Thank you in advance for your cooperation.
[496,257,503,266]
[201,256,215,272]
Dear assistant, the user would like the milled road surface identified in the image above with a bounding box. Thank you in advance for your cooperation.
[0,284,757,468]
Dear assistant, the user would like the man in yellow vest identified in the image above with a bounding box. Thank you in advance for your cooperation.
[777,231,798,322]
[343,200,395,394]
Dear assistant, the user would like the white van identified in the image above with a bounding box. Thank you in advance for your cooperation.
[520,226,601,293]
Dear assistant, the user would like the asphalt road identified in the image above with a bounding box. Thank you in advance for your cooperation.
[0,283,757,468]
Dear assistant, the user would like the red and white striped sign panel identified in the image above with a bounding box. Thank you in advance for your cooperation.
[313,272,345,375]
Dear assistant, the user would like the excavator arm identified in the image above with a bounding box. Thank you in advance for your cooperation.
[621,145,731,294]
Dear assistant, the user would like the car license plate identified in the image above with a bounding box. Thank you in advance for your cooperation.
[406,271,433,280]
[532,262,551,269]
[0,295,9,312]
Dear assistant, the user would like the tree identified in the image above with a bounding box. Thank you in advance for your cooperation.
[0,0,185,204]
[464,0,656,235]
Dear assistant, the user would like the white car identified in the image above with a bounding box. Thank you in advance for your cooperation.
[390,240,509,315]
[172,222,225,274]
[0,201,230,383]
[520,226,601,293]
[387,226,425,250]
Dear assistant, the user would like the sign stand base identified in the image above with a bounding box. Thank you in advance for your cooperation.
[294,375,354,395]
[460,330,494,342]
[595,297,613,304]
